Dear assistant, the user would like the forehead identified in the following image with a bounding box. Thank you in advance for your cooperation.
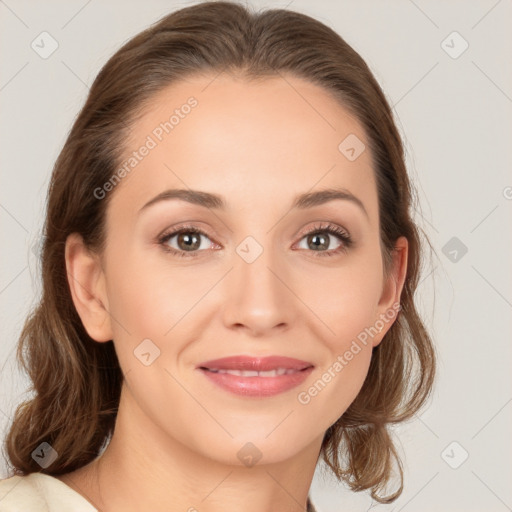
[111,72,378,222]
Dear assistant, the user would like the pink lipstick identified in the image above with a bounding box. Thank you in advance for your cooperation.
[196,355,314,397]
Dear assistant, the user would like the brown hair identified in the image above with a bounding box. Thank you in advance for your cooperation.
[3,0,436,503]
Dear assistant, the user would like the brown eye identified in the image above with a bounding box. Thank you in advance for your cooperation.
[305,232,331,251]
[174,231,203,251]
[295,223,353,257]
[158,226,215,258]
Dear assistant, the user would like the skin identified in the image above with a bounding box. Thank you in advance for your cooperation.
[60,72,407,512]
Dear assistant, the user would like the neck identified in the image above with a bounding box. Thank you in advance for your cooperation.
[64,383,323,512]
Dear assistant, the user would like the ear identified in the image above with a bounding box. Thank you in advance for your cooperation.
[65,232,113,342]
[371,236,408,347]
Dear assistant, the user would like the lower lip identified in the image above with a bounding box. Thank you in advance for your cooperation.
[198,367,314,397]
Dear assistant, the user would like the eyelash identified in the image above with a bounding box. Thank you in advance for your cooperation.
[157,222,353,259]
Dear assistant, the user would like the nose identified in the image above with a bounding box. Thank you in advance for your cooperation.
[220,242,297,337]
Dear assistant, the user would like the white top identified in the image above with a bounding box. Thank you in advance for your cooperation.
[0,472,98,511]
[0,472,318,511]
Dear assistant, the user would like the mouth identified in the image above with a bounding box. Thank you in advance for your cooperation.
[197,354,314,372]
[201,367,311,377]
[196,355,314,397]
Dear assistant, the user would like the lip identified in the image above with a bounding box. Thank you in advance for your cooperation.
[197,355,314,371]
[196,355,314,398]
[199,367,314,397]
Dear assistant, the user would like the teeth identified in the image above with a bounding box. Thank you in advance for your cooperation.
[208,368,299,377]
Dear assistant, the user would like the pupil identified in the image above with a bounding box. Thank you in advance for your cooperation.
[310,233,327,250]
[179,232,200,251]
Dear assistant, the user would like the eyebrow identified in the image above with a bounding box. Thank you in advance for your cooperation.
[138,187,369,218]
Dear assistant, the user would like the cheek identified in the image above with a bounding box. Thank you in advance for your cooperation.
[296,276,378,429]
[291,257,383,423]
[298,255,384,342]
[298,345,373,433]
[104,242,208,333]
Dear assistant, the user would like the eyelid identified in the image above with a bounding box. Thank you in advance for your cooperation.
[297,222,350,239]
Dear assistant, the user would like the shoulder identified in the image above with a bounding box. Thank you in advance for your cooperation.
[0,472,98,511]
[0,475,46,510]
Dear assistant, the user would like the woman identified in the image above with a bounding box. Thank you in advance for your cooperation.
[0,1,435,510]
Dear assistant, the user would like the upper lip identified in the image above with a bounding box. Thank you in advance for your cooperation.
[197,355,314,371]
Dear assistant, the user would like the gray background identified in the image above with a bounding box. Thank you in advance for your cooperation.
[1,1,511,511]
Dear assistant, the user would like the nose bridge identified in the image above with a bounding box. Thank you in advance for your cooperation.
[222,234,294,333]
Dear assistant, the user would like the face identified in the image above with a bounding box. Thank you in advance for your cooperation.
[68,72,407,466]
